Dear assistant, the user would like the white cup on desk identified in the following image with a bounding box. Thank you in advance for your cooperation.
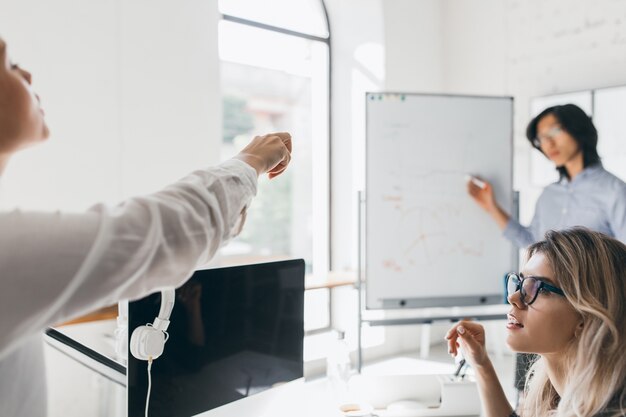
[338,402,374,417]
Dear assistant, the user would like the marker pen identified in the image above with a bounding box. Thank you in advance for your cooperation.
[465,175,487,190]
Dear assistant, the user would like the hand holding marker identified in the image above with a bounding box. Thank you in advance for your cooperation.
[465,174,511,230]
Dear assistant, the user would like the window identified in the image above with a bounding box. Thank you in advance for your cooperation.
[216,1,330,284]
[219,0,329,38]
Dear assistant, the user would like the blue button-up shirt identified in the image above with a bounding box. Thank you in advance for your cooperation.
[504,164,626,247]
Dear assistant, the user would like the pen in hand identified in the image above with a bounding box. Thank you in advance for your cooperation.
[454,358,466,377]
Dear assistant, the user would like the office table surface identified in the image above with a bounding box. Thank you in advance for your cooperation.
[194,374,485,417]
[194,341,516,417]
[194,378,338,417]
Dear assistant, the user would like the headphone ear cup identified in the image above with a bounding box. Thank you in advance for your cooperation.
[130,326,166,361]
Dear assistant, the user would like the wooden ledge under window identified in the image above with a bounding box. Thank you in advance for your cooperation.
[58,270,358,326]
[305,270,356,290]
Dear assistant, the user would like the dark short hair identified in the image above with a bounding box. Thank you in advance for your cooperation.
[526,104,601,179]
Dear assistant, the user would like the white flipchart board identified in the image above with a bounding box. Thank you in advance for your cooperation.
[365,93,515,309]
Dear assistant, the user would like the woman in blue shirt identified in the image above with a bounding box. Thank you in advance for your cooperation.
[467,103,626,399]
[468,103,626,247]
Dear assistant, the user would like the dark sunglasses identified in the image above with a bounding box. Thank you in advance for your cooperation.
[506,272,565,306]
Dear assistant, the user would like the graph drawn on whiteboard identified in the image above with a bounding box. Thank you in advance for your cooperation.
[365,93,515,309]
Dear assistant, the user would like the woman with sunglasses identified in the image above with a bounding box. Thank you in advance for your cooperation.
[467,103,626,398]
[446,228,626,417]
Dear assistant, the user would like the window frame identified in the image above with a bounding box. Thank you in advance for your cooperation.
[218,2,333,333]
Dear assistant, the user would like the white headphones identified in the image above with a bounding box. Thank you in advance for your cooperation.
[129,289,176,361]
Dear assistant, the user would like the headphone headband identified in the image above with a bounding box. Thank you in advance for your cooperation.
[153,289,175,331]
[129,288,176,361]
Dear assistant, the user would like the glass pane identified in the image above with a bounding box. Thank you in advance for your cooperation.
[219,0,329,38]
[217,21,329,276]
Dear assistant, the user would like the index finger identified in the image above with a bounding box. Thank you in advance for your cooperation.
[446,320,481,337]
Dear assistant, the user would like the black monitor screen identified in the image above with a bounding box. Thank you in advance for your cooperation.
[127,259,305,417]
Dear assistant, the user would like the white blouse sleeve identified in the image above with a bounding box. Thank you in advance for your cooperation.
[0,159,257,359]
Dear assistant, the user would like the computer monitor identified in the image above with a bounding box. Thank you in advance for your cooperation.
[127,259,305,417]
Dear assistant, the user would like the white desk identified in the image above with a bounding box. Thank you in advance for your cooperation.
[196,378,343,417]
[197,373,482,417]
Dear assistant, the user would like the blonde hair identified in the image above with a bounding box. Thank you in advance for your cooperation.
[522,228,626,417]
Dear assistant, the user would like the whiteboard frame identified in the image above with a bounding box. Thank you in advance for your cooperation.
[364,92,516,310]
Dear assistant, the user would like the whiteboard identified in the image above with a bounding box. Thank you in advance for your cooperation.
[365,93,515,309]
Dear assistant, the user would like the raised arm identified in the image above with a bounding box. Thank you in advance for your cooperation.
[0,133,292,359]
[467,179,511,230]
[468,178,536,248]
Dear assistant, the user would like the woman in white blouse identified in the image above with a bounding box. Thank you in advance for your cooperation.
[0,37,292,416]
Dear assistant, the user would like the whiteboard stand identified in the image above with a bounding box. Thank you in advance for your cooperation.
[357,190,365,373]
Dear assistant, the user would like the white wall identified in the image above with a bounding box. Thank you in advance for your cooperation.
[384,0,444,93]
[0,0,221,210]
[117,0,221,197]
[327,0,386,272]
